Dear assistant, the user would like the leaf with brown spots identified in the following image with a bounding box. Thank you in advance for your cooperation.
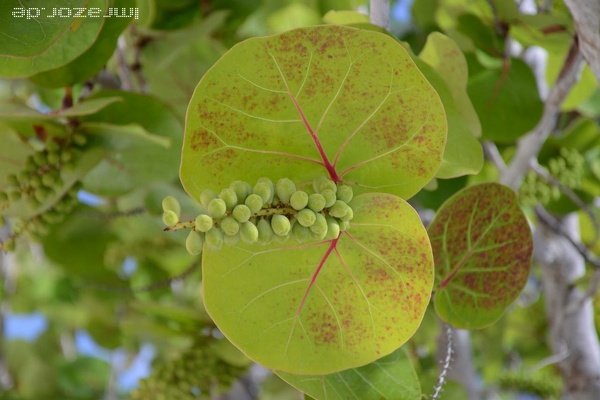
[428,183,533,329]
[277,347,420,399]
[202,193,433,374]
[181,25,446,201]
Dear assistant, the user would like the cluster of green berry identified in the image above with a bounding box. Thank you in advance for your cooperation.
[0,134,86,251]
[519,147,584,206]
[129,340,248,400]
[161,176,354,256]
[498,371,562,398]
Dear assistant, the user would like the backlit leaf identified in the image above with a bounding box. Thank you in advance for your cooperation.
[181,25,446,201]
[203,193,433,374]
[468,58,543,143]
[0,0,107,78]
[428,183,533,329]
[277,347,420,400]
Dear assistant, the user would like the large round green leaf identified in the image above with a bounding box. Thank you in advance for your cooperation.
[29,0,135,88]
[417,32,483,179]
[428,183,533,329]
[0,0,107,78]
[277,347,421,400]
[467,58,543,143]
[203,193,433,374]
[182,25,446,200]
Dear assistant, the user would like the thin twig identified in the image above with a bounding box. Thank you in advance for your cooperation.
[116,36,133,90]
[529,342,569,372]
[130,26,149,93]
[501,38,583,190]
[535,206,600,270]
[432,324,453,400]
[530,160,599,243]
[482,140,506,172]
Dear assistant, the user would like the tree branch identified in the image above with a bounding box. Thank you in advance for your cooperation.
[501,38,583,190]
[564,0,600,81]
[369,0,390,31]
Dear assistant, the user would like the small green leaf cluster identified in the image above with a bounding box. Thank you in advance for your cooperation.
[129,339,248,400]
[518,147,585,206]
[498,371,562,398]
[161,176,354,256]
[0,135,87,251]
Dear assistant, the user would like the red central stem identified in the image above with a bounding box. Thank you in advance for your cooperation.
[295,238,339,316]
[287,92,340,182]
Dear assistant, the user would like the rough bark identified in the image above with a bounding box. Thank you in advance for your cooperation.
[564,0,600,81]
[535,215,600,399]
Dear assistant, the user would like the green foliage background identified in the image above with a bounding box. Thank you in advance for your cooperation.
[0,0,598,399]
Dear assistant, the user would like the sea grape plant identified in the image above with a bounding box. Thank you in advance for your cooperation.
[164,24,533,390]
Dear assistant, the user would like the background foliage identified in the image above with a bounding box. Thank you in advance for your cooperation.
[0,0,599,399]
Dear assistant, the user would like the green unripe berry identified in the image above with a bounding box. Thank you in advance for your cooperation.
[325,216,340,239]
[310,213,328,238]
[30,175,41,188]
[62,161,75,173]
[25,157,37,171]
[289,190,308,210]
[339,220,350,231]
[17,171,29,184]
[275,232,291,243]
[205,228,224,250]
[27,197,40,209]
[256,177,274,192]
[296,209,316,227]
[200,189,217,209]
[307,193,326,212]
[219,188,238,211]
[162,210,179,227]
[46,140,60,152]
[2,239,15,252]
[244,193,263,213]
[312,175,329,193]
[220,216,240,236]
[60,150,72,163]
[8,191,21,202]
[229,181,250,203]
[223,232,240,245]
[329,200,349,218]
[7,174,19,187]
[271,214,291,236]
[336,185,353,203]
[33,152,47,166]
[240,222,259,244]
[41,173,55,187]
[208,198,227,219]
[321,189,337,207]
[72,133,87,146]
[292,222,310,242]
[195,214,213,232]
[276,178,296,204]
[162,196,181,217]
[340,206,354,221]
[47,152,60,166]
[232,204,251,223]
[319,181,337,194]
[253,182,272,204]
[257,218,274,244]
[185,230,204,255]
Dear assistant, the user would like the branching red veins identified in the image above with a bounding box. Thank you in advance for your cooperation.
[295,238,339,316]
